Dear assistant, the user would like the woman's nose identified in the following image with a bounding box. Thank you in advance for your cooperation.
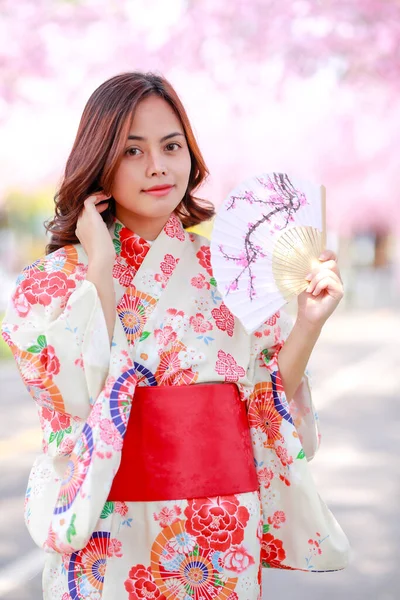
[146,152,167,177]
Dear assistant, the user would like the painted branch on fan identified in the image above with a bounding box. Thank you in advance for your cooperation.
[219,173,307,300]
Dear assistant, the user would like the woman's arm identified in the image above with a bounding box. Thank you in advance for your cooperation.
[278,318,322,402]
[86,260,115,344]
[278,249,343,402]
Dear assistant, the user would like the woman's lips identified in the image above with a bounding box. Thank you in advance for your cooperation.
[142,185,174,197]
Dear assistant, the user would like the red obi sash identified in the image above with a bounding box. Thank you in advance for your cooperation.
[107,383,258,501]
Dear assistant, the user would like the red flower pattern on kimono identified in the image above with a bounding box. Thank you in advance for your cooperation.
[261,533,286,568]
[120,228,151,270]
[189,313,213,334]
[191,273,210,289]
[153,505,182,527]
[184,497,250,551]
[39,345,61,377]
[160,254,179,276]
[196,245,213,276]
[164,213,185,241]
[113,257,135,287]
[211,302,235,337]
[124,565,166,600]
[154,326,177,347]
[268,511,286,529]
[42,407,71,432]
[15,271,76,312]
[215,350,246,382]
[222,544,255,573]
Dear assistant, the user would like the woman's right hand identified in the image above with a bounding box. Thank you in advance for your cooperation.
[75,194,116,268]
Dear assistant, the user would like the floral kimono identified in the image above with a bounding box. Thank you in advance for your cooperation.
[1,214,349,600]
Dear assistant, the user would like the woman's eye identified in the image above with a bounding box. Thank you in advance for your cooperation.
[166,143,181,151]
[125,147,141,156]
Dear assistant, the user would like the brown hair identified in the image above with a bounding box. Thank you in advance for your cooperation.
[45,71,214,254]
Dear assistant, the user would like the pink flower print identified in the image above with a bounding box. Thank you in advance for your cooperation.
[160,254,179,276]
[103,376,117,399]
[196,245,213,276]
[39,345,61,377]
[12,285,30,317]
[87,402,102,427]
[191,274,210,290]
[222,545,255,573]
[113,258,134,287]
[215,350,245,382]
[154,326,177,347]
[153,505,182,527]
[262,311,279,326]
[99,418,123,451]
[267,511,286,530]
[115,501,129,517]
[211,303,235,337]
[74,356,84,369]
[107,538,123,558]
[308,537,322,556]
[60,437,75,455]
[74,262,88,281]
[257,467,274,489]
[164,213,185,241]
[189,313,212,334]
[276,446,293,467]
[154,272,169,288]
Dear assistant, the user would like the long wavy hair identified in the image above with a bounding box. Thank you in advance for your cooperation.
[45,71,214,254]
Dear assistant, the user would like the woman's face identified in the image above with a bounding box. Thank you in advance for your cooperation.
[111,95,192,234]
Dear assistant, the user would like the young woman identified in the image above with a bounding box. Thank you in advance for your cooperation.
[1,72,349,600]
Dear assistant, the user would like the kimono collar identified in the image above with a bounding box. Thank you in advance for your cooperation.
[110,214,186,271]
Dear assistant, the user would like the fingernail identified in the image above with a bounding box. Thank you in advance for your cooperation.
[305,273,312,281]
[306,284,312,293]
[318,253,326,260]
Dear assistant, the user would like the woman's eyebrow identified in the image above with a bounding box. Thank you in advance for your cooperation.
[127,132,185,142]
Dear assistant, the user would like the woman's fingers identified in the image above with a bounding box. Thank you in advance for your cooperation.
[306,269,342,294]
[306,259,342,283]
[312,275,344,300]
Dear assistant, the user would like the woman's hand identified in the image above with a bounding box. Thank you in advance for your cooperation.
[75,194,116,268]
[296,249,344,329]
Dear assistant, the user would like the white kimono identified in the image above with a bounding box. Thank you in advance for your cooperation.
[1,214,349,600]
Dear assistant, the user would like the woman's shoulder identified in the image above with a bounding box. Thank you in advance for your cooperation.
[20,243,87,279]
[10,243,89,315]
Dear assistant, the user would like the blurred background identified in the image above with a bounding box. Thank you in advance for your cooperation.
[0,1,399,598]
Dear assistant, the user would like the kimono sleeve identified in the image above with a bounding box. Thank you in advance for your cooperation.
[1,264,112,552]
[1,273,111,419]
[248,308,321,461]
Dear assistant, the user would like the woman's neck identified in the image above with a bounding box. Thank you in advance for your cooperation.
[114,206,172,241]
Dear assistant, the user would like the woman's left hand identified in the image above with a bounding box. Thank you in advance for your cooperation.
[297,249,344,328]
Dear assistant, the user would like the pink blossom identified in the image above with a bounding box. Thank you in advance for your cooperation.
[267,510,286,529]
[190,274,210,289]
[99,418,123,450]
[115,501,129,516]
[153,505,182,527]
[154,326,177,346]
[60,437,75,455]
[107,538,123,558]
[257,467,274,488]
[87,402,102,427]
[12,285,30,317]
[222,545,255,573]
[189,313,212,334]
[276,446,293,466]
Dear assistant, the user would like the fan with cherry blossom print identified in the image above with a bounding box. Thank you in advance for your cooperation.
[210,172,327,334]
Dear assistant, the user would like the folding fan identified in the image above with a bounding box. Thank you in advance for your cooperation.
[210,172,326,334]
